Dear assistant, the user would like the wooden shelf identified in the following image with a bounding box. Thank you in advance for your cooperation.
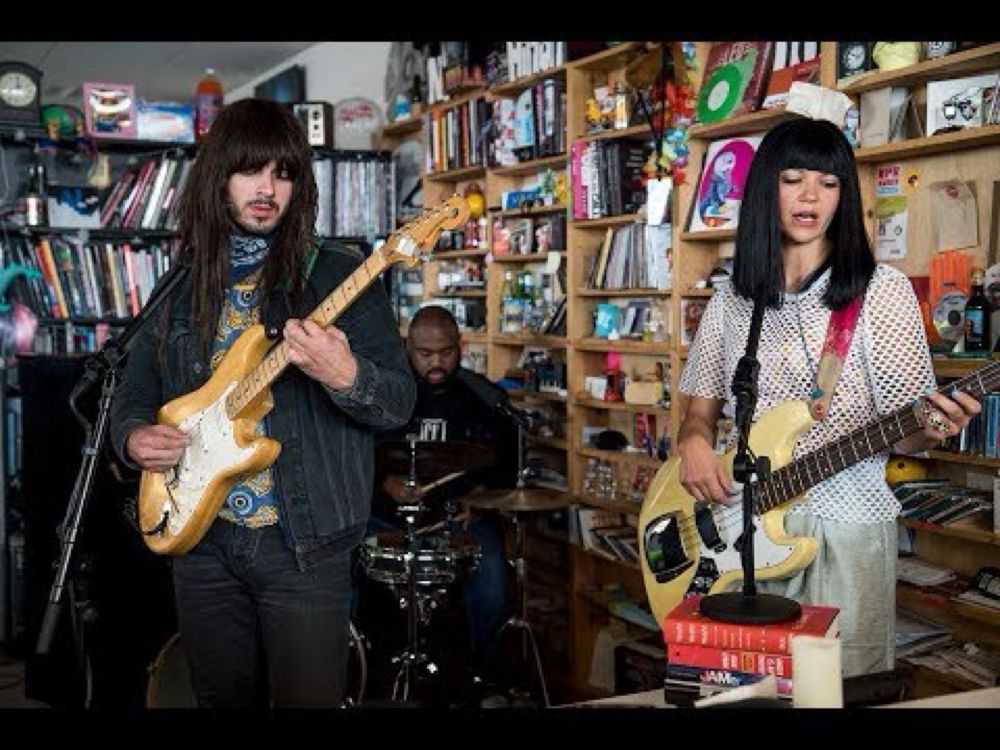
[427,87,488,113]
[381,117,422,138]
[507,389,568,404]
[575,288,670,298]
[571,213,644,229]
[854,125,1000,163]
[899,516,1000,547]
[489,153,567,176]
[491,251,566,263]
[577,447,662,469]
[897,583,1000,649]
[573,337,670,354]
[430,248,488,260]
[925,451,1000,470]
[430,290,486,298]
[576,542,642,571]
[492,204,567,218]
[679,228,735,242]
[576,124,653,143]
[839,43,1000,95]
[575,396,670,418]
[462,331,488,344]
[529,435,569,450]
[932,356,998,379]
[492,333,567,347]
[568,42,645,72]
[688,106,798,140]
[683,288,716,298]
[18,227,178,240]
[423,164,486,182]
[490,65,567,98]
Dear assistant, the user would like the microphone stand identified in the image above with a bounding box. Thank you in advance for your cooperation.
[34,260,190,706]
[699,290,801,624]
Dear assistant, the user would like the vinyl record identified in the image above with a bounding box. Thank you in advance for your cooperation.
[932,290,968,341]
[696,63,746,124]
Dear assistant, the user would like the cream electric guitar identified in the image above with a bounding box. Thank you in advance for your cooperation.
[639,359,1000,627]
[137,195,470,555]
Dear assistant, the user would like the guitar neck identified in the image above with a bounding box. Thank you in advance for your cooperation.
[224,249,391,418]
[758,359,1000,513]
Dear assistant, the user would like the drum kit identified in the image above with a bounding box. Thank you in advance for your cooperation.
[145,429,568,708]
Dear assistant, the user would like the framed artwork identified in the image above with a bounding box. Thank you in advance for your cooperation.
[83,82,137,139]
[688,135,762,233]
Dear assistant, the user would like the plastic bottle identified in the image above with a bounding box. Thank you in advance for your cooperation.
[195,68,224,141]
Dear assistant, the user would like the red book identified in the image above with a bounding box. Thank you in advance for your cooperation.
[667,642,794,678]
[662,595,839,654]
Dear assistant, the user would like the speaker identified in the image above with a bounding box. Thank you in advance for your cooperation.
[293,101,334,147]
[18,354,175,707]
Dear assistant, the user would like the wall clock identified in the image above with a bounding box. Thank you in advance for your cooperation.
[0,61,43,128]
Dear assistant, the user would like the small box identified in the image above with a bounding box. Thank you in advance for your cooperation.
[83,81,137,139]
[292,101,334,147]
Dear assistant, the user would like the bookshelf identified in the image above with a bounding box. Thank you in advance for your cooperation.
[381,40,1000,702]
[654,40,1000,700]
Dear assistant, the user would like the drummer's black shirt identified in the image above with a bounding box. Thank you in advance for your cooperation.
[372,367,519,521]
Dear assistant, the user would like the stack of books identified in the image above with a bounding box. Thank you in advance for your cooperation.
[661,594,840,698]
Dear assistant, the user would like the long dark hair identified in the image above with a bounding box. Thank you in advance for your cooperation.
[731,117,874,310]
[175,98,317,347]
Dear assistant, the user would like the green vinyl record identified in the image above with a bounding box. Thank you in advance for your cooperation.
[696,63,747,124]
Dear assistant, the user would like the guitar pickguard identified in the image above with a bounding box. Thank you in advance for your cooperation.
[164,384,254,536]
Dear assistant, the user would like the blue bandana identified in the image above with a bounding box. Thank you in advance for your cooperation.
[228,231,274,284]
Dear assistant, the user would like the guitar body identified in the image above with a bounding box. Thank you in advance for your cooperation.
[138,323,279,555]
[638,401,820,627]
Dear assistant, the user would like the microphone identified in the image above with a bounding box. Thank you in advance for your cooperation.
[453,368,532,429]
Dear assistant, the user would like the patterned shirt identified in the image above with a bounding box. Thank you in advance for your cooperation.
[216,234,279,528]
[679,264,936,523]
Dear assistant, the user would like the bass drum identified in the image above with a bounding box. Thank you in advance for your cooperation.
[145,622,369,708]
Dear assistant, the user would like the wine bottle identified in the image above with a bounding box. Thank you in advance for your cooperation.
[963,268,991,352]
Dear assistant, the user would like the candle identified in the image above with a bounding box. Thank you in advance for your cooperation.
[791,635,843,708]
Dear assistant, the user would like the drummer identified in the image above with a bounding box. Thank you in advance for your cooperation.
[371,305,519,694]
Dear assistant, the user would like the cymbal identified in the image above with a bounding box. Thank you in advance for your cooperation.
[376,440,497,480]
[462,486,570,513]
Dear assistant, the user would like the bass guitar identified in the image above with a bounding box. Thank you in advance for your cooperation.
[639,359,999,627]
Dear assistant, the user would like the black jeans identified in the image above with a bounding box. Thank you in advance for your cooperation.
[172,518,352,708]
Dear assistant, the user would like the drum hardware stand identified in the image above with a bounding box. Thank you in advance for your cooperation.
[34,260,190,708]
[389,434,440,702]
[492,416,550,707]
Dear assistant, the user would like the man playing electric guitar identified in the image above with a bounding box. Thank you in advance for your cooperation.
[109,99,416,708]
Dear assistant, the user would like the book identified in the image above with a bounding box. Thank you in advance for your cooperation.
[687,136,761,233]
[665,662,793,696]
[662,595,840,654]
[667,642,794,677]
[695,42,775,123]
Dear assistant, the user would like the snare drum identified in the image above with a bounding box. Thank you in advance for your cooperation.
[360,530,482,587]
[145,622,368,708]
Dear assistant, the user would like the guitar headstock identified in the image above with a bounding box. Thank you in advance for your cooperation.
[380,195,471,267]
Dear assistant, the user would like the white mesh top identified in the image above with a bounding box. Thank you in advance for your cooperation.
[679,264,936,523]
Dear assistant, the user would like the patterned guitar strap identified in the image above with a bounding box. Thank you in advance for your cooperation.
[807,294,865,421]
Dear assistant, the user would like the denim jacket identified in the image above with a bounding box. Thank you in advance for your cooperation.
[109,240,416,570]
